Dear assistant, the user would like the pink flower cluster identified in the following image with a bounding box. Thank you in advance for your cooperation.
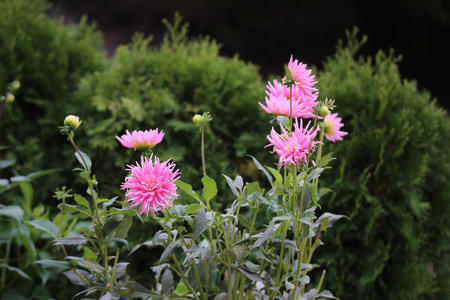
[259,56,318,119]
[117,129,179,216]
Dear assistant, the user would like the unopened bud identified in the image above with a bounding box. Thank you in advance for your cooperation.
[192,114,202,125]
[64,115,81,130]
[319,106,330,117]
[11,81,20,92]
[5,93,14,104]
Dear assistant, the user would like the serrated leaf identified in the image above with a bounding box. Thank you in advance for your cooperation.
[202,175,218,201]
[26,219,59,239]
[75,150,92,171]
[54,235,88,246]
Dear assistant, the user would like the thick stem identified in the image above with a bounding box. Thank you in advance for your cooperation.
[110,248,120,291]
[270,221,289,299]
[171,255,200,300]
[201,124,207,176]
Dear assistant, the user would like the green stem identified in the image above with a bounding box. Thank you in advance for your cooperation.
[270,221,289,299]
[201,124,207,176]
[191,258,206,299]
[171,255,200,300]
[314,122,325,190]
[1,239,11,289]
[110,248,120,291]
[73,268,91,287]
[59,195,68,257]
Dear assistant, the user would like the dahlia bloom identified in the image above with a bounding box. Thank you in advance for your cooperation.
[116,129,164,152]
[259,94,316,119]
[322,113,348,142]
[287,56,318,99]
[64,115,81,130]
[264,79,318,118]
[267,120,321,166]
[121,155,180,216]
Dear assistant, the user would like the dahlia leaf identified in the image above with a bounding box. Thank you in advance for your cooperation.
[223,174,239,197]
[249,155,273,185]
[176,180,200,201]
[26,219,59,239]
[74,150,92,172]
[193,208,207,239]
[201,174,217,201]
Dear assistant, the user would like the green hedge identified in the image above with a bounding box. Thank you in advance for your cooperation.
[0,0,106,198]
[315,30,450,299]
[74,15,269,201]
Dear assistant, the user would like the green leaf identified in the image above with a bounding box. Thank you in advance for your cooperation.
[0,205,24,222]
[175,281,190,294]
[193,208,207,239]
[238,214,253,230]
[58,203,92,218]
[306,168,324,183]
[27,168,61,180]
[160,240,183,261]
[35,259,71,273]
[267,167,283,186]
[74,150,92,171]
[116,217,133,239]
[82,259,105,273]
[234,175,244,191]
[0,159,15,169]
[249,155,273,185]
[0,263,31,280]
[18,181,33,214]
[161,268,174,295]
[237,267,264,282]
[223,174,239,197]
[185,203,204,215]
[17,224,37,260]
[246,181,262,195]
[202,174,218,201]
[176,180,200,201]
[54,235,88,246]
[26,219,59,239]
[74,194,91,210]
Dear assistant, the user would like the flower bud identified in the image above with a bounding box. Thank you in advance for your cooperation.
[192,114,202,125]
[5,93,14,104]
[64,115,81,130]
[11,81,20,92]
[319,106,330,117]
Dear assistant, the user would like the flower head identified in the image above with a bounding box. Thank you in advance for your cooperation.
[121,155,180,216]
[116,129,164,152]
[259,95,316,119]
[322,113,348,142]
[64,115,81,130]
[267,120,321,166]
[286,56,318,100]
[263,79,318,119]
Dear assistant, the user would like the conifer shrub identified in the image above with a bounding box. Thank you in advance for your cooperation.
[0,0,106,196]
[315,30,450,300]
[74,15,269,201]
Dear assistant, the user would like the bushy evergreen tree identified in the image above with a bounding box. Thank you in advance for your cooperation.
[315,29,450,300]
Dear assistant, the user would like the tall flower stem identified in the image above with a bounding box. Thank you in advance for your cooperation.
[314,122,325,190]
[201,123,207,176]
[69,136,109,283]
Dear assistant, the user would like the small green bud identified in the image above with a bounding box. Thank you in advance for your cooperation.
[319,106,330,117]
[64,115,82,130]
[11,81,20,92]
[192,114,202,125]
[5,93,15,104]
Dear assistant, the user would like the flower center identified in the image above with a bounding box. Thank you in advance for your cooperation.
[142,176,158,192]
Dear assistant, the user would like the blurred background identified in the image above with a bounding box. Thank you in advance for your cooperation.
[48,0,450,110]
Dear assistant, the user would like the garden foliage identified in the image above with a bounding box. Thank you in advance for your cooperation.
[74,14,269,199]
[0,0,106,195]
[315,29,450,300]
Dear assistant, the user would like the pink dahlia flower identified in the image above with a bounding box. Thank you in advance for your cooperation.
[116,129,164,151]
[259,94,316,119]
[267,120,321,166]
[264,79,318,119]
[322,113,348,142]
[287,56,318,100]
[121,155,180,216]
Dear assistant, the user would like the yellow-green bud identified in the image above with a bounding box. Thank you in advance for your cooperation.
[64,115,81,130]
[11,81,20,92]
[192,114,202,125]
[319,106,330,117]
[5,93,15,104]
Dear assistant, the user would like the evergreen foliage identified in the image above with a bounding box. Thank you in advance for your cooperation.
[0,0,106,193]
[315,29,450,300]
[74,14,269,201]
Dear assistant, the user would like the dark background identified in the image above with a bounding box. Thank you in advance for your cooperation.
[48,0,450,110]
